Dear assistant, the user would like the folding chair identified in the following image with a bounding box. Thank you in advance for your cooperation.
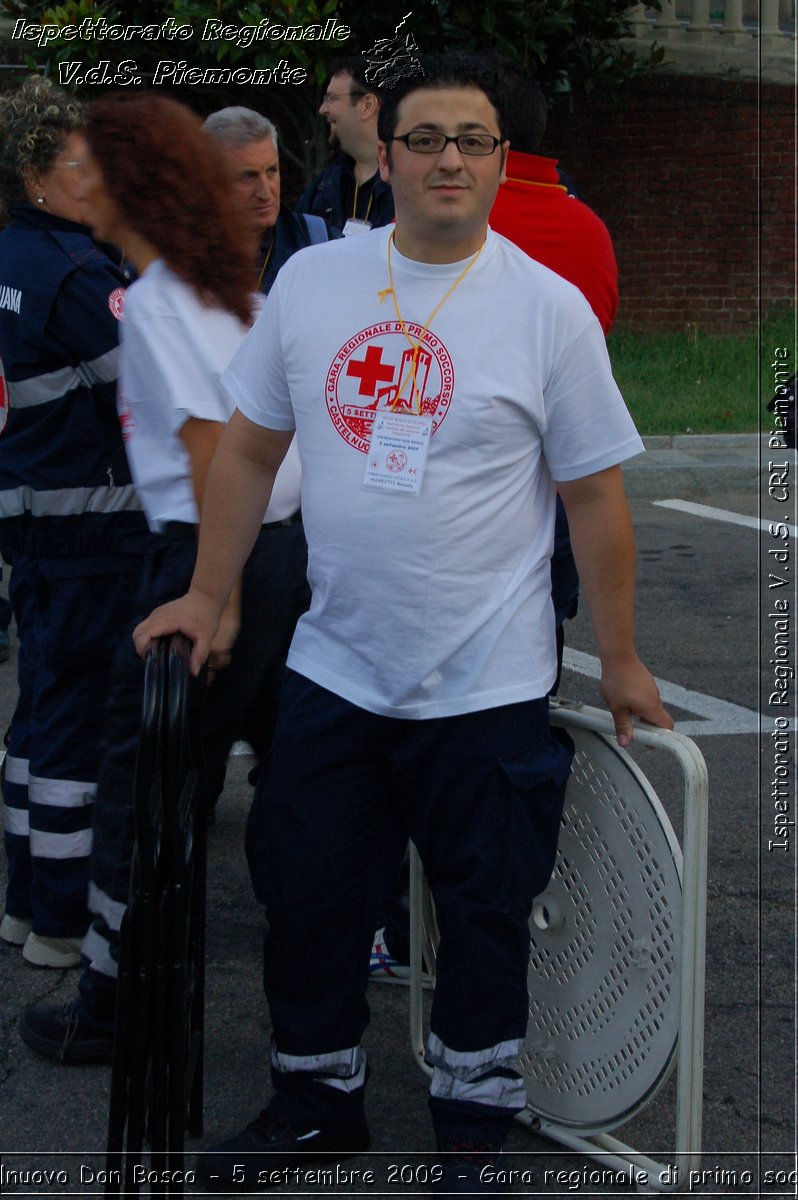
[106,634,207,1197]
[409,699,708,1193]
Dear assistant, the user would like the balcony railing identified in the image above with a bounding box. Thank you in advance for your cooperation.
[625,0,795,83]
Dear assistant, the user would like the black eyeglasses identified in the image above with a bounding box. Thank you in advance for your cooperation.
[388,131,502,156]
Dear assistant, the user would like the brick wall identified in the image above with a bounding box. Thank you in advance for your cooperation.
[541,73,794,333]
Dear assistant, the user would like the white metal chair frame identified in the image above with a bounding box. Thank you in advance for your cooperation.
[408,700,708,1193]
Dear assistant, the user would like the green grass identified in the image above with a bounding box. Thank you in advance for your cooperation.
[607,312,796,436]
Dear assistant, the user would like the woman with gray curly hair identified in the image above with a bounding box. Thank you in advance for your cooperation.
[0,75,84,213]
[0,77,150,969]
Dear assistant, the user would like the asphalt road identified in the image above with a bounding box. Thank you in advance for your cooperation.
[0,468,794,1197]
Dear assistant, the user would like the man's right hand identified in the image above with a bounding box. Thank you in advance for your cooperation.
[133,588,222,677]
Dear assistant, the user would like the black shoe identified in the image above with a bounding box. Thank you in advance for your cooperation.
[434,1159,510,1195]
[197,1107,370,1192]
[434,1139,508,1195]
[20,998,113,1064]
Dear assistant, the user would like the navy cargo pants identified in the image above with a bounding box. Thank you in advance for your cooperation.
[246,671,573,1147]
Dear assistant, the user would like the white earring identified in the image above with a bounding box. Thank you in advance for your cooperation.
[36,196,45,205]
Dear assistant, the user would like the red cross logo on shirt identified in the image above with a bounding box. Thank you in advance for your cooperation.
[346,345,395,397]
[326,322,454,454]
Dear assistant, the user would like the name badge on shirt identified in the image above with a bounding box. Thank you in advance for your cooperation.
[363,411,432,496]
[343,218,373,237]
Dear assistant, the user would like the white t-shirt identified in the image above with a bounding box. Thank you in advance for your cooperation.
[119,258,300,532]
[224,227,643,719]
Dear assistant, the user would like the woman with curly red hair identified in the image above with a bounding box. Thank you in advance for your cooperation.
[77,95,257,663]
[82,93,254,323]
[20,95,310,1062]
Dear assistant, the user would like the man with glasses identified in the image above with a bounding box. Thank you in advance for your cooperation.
[296,55,395,235]
[137,54,671,1195]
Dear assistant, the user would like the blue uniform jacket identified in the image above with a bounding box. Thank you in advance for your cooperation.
[0,204,149,556]
[296,154,394,231]
[258,206,340,296]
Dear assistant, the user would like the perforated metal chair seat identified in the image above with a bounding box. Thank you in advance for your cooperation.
[520,724,682,1133]
[411,701,708,1187]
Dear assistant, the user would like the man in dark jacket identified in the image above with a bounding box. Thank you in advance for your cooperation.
[296,56,394,235]
[204,106,339,294]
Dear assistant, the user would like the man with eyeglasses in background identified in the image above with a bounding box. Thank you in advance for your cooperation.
[296,55,395,235]
[136,53,672,1195]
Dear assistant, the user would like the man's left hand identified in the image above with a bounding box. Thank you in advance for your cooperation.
[599,657,674,746]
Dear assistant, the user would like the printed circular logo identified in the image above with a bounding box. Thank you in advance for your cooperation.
[108,288,125,321]
[0,353,8,435]
[326,321,454,453]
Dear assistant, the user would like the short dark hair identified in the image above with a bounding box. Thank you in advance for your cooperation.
[377,53,507,146]
[327,55,383,100]
[495,60,547,154]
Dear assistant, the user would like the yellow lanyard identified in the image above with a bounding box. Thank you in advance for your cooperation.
[379,231,484,414]
[352,176,374,223]
[255,239,274,290]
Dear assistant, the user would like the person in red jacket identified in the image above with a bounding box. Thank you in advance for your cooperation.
[489,68,618,336]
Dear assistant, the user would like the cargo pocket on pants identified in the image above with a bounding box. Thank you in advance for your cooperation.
[500,726,574,911]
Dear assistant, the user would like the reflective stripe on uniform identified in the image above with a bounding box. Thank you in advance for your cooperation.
[8,346,119,408]
[426,1033,523,1077]
[3,805,29,835]
[30,484,142,516]
[8,365,82,408]
[81,345,119,384]
[4,754,30,785]
[429,1065,527,1109]
[29,775,96,808]
[88,881,126,932]
[0,483,142,520]
[426,1033,526,1109]
[29,827,92,858]
[315,1057,368,1093]
[271,1042,365,1080]
[81,923,118,979]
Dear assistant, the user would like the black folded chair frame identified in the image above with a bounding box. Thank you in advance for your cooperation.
[106,634,207,1197]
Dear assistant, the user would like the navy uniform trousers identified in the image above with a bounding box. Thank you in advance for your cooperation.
[246,670,573,1147]
[3,551,145,937]
[79,522,310,1022]
[0,204,148,939]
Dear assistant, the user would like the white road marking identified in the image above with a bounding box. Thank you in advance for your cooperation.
[654,499,798,537]
[562,648,793,735]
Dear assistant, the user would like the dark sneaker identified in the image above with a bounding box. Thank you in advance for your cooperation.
[20,998,113,1064]
[197,1107,370,1192]
[434,1138,508,1195]
[435,1157,509,1195]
